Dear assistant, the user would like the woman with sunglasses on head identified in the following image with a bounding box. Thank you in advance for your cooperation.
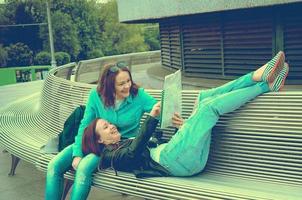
[45,62,157,200]
[80,52,288,189]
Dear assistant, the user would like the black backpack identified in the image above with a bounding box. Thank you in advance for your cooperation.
[58,105,86,151]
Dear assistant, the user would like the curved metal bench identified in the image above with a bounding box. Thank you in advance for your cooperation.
[0,63,80,175]
[75,50,160,84]
[0,64,301,199]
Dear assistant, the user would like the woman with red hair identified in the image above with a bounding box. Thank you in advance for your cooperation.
[45,61,157,200]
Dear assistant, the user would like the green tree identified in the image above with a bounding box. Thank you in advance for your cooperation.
[87,49,104,59]
[5,42,33,66]
[0,44,8,67]
[143,25,160,50]
[50,0,103,60]
[99,0,148,56]
[0,0,159,64]
[55,51,70,66]
[0,2,10,46]
[72,1,103,60]
[40,11,80,60]
[34,51,51,65]
[0,0,45,53]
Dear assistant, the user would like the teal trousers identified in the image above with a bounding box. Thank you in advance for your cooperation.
[45,145,100,200]
[158,72,270,176]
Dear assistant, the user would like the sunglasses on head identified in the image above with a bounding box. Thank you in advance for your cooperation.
[108,61,129,73]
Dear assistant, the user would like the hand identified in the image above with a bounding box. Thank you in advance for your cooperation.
[72,157,82,170]
[150,102,161,117]
[172,112,184,129]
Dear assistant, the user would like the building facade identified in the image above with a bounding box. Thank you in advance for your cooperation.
[117,0,302,84]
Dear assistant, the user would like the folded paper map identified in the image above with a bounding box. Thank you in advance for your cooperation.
[160,70,182,128]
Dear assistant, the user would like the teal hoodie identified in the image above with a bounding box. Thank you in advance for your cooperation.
[72,87,156,157]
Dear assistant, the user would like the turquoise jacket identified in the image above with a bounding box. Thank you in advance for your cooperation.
[73,87,157,157]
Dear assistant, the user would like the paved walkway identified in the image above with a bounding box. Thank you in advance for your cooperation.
[0,80,43,108]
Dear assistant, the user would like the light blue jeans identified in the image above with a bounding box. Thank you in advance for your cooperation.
[45,144,100,200]
[158,72,270,176]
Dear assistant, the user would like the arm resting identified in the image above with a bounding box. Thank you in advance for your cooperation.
[128,115,159,156]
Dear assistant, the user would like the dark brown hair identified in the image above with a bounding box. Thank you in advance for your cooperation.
[96,62,139,107]
[82,119,104,156]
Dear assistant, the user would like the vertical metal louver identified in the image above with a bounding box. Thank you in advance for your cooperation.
[284,7,302,83]
[182,15,222,78]
[159,5,302,84]
[160,21,182,70]
[223,10,273,77]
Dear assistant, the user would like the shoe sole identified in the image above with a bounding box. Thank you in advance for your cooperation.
[272,65,289,92]
[278,70,289,91]
[275,65,289,91]
[267,51,285,83]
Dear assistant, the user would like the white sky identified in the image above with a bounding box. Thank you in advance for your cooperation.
[0,0,110,4]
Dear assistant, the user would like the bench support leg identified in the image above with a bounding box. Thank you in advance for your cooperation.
[61,179,73,200]
[8,154,20,176]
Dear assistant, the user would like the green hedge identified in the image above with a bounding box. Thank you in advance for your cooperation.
[5,43,33,67]
[0,45,8,67]
[55,52,70,66]
[35,52,51,65]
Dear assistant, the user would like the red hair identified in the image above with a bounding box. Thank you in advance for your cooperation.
[82,119,104,156]
[96,62,139,107]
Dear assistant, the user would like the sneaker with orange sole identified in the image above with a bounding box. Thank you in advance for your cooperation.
[262,51,285,83]
[270,63,289,92]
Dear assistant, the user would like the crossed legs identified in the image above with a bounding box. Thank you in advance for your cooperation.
[159,51,288,176]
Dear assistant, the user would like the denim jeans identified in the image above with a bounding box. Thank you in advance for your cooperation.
[158,72,270,176]
[45,144,100,200]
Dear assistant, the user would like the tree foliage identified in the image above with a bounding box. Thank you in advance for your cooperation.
[0,0,45,52]
[55,51,70,66]
[99,1,148,56]
[5,42,33,66]
[0,44,8,67]
[34,51,51,65]
[0,0,160,66]
[40,11,80,60]
[87,49,104,59]
[143,25,160,50]
[47,0,103,60]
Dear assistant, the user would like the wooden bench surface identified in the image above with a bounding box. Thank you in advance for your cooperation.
[0,64,301,199]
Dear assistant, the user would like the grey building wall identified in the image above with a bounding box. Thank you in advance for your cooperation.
[117,0,302,23]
